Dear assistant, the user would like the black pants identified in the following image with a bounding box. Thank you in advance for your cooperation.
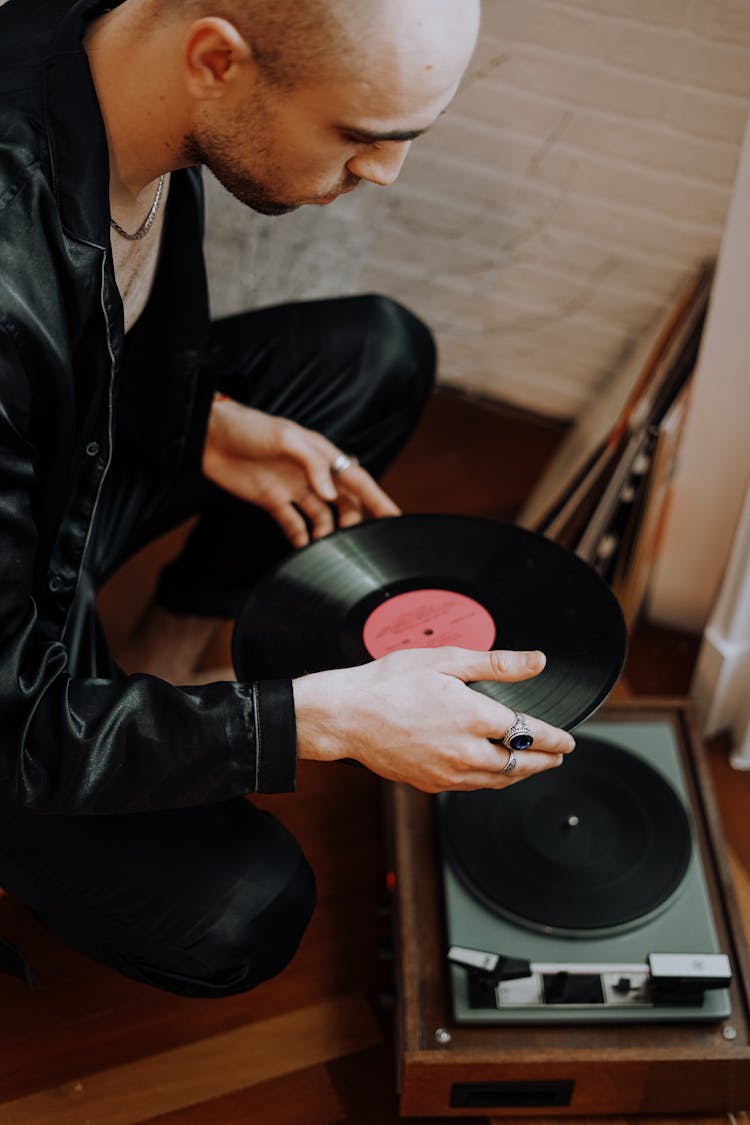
[0,294,435,997]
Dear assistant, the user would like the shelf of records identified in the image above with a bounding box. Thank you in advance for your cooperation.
[518,262,713,629]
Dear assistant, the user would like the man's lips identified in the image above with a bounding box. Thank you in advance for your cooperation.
[314,183,359,205]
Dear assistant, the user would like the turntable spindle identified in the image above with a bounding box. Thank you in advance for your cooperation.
[565,815,580,828]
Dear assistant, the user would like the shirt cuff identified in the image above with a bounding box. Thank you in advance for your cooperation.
[252,679,297,793]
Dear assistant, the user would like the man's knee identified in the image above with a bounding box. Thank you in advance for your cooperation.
[357,293,436,402]
[136,850,317,999]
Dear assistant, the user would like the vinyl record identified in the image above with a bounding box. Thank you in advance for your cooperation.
[441,735,692,933]
[232,514,627,731]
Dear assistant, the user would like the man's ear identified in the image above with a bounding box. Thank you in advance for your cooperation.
[184,17,253,99]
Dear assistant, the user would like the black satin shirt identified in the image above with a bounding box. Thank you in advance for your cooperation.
[0,0,297,813]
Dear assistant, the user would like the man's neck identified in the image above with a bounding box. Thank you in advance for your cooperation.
[84,2,190,209]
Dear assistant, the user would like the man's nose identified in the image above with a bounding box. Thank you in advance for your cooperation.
[347,141,412,187]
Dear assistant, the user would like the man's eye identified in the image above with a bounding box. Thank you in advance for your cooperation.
[342,133,376,147]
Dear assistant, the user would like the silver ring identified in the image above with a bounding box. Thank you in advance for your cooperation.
[330,452,357,476]
[501,711,534,752]
[500,749,517,775]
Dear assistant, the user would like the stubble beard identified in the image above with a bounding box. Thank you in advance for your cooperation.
[182,128,301,216]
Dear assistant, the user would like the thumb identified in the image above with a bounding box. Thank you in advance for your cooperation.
[448,648,546,684]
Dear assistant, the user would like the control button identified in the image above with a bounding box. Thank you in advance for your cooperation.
[85,442,100,457]
[49,575,62,593]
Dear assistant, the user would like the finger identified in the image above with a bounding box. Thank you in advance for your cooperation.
[336,491,364,529]
[307,459,339,503]
[277,429,340,503]
[296,491,336,540]
[270,503,311,548]
[459,704,575,762]
[472,732,573,771]
[427,751,562,796]
[295,440,341,503]
[428,648,574,753]
[484,709,575,756]
[339,464,401,517]
[456,752,565,791]
[437,647,547,684]
[456,687,574,755]
[496,713,577,753]
[474,715,575,760]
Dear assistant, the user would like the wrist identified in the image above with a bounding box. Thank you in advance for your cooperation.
[292,672,350,763]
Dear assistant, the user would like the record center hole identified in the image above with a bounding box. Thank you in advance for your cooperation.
[424,629,434,636]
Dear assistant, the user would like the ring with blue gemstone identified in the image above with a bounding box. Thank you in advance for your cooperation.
[502,711,534,752]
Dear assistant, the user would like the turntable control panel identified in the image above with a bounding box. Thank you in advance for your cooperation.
[448,946,732,1011]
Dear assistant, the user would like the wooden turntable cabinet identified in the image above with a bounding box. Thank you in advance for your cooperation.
[387,699,750,1118]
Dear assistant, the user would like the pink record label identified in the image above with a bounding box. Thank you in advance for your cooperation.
[362,589,496,659]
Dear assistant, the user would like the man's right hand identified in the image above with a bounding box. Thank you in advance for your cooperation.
[292,647,575,793]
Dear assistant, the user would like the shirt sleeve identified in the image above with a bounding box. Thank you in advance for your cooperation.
[0,323,297,815]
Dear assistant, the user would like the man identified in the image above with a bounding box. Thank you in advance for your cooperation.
[0,0,574,998]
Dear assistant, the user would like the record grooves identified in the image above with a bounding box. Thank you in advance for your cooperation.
[232,514,627,732]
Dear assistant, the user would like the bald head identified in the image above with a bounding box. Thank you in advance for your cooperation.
[167,0,479,92]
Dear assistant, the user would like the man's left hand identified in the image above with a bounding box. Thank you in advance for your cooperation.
[202,395,400,547]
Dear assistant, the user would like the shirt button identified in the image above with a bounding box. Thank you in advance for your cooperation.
[86,442,100,457]
[49,575,62,592]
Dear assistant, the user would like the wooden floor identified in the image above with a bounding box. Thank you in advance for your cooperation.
[1,389,748,1125]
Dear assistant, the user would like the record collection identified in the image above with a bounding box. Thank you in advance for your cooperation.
[518,262,713,627]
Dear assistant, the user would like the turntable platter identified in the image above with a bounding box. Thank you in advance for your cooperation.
[442,736,692,934]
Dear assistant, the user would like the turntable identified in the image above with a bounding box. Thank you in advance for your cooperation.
[389,701,750,1117]
[229,518,750,1115]
[441,720,730,1025]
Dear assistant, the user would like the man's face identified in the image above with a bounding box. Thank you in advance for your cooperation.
[185,14,476,215]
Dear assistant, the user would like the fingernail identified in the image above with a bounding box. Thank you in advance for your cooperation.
[523,650,545,669]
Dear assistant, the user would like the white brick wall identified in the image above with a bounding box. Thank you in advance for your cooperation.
[205,0,750,418]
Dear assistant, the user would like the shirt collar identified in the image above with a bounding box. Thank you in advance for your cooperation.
[44,0,124,247]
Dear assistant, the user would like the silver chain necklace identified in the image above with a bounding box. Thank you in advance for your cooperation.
[110,174,166,241]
